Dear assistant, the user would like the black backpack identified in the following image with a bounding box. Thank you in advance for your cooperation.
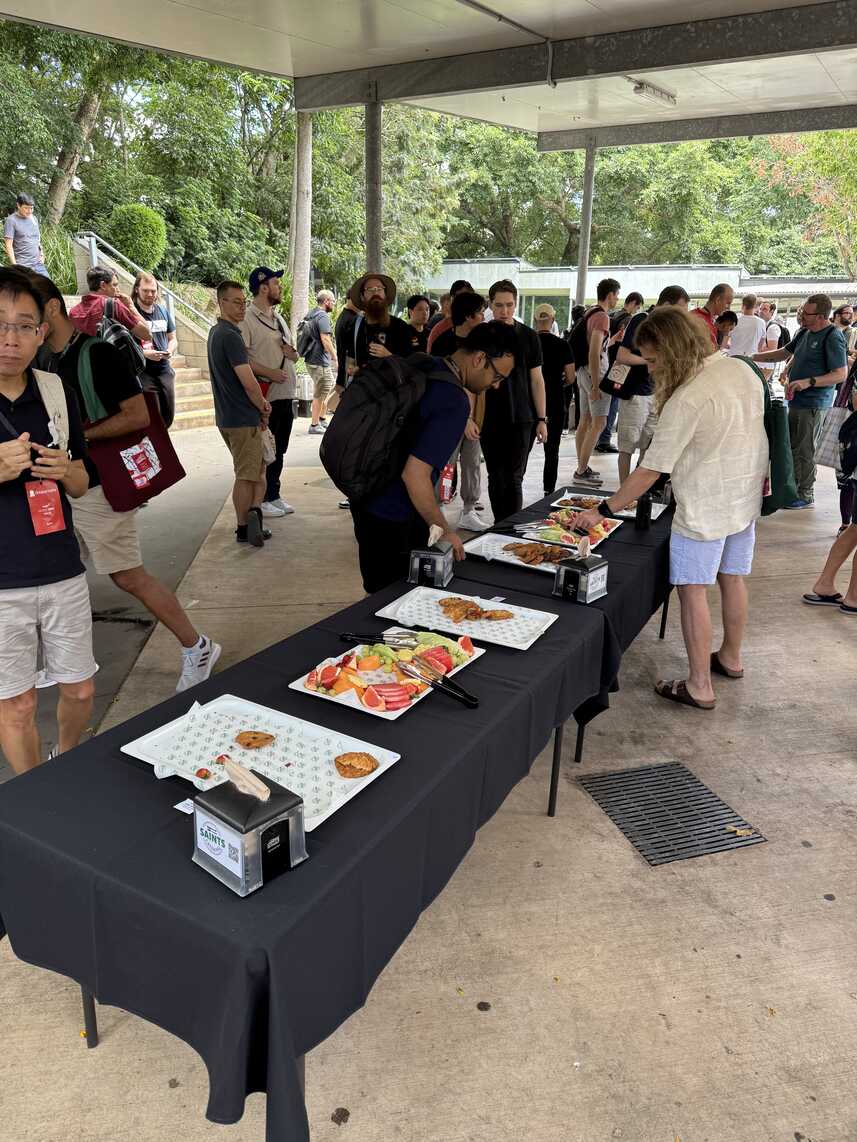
[98,297,147,378]
[775,321,791,350]
[567,306,602,368]
[839,410,857,481]
[295,311,318,358]
[320,354,459,503]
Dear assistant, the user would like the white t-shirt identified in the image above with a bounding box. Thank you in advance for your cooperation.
[644,354,768,541]
[727,313,768,357]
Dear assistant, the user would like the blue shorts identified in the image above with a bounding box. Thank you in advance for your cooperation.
[669,521,756,586]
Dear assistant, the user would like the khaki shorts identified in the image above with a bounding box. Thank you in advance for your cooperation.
[0,573,97,699]
[219,426,265,482]
[576,368,612,418]
[306,363,336,400]
[617,394,654,455]
[73,485,142,575]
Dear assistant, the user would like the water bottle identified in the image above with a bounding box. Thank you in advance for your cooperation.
[635,492,652,530]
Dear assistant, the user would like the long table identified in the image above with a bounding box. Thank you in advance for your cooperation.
[0,496,672,1142]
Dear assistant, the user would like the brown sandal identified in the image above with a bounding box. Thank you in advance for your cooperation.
[710,652,743,679]
[654,679,716,710]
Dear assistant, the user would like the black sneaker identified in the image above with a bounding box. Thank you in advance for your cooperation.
[594,442,618,454]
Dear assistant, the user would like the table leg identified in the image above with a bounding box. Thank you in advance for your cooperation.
[547,724,564,818]
[574,722,586,765]
[80,987,98,1049]
[296,1053,306,1098]
[658,590,671,640]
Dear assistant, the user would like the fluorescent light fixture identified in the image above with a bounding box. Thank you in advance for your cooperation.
[625,76,677,107]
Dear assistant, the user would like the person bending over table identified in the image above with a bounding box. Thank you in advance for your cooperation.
[350,321,517,594]
[573,305,768,712]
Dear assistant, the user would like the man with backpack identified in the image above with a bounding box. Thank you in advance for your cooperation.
[0,269,96,773]
[569,277,620,484]
[298,289,338,434]
[33,274,222,694]
[327,321,517,593]
[754,293,848,508]
[70,265,151,344]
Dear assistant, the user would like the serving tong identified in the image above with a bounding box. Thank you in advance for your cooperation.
[339,630,419,649]
[338,631,479,709]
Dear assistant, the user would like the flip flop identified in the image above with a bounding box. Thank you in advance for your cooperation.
[802,592,843,606]
[654,679,716,710]
[711,652,743,679]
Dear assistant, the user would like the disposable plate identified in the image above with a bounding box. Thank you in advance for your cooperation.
[376,587,557,651]
[550,490,668,520]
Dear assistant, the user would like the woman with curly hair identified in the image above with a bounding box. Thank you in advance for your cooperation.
[573,305,769,711]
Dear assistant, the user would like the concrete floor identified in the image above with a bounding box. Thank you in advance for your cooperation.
[2,430,857,1142]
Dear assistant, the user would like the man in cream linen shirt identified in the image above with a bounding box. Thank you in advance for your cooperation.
[574,306,768,712]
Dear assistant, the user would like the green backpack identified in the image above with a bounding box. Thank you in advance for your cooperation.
[737,356,797,516]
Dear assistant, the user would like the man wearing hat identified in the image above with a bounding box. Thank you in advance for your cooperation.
[4,194,47,276]
[534,303,574,495]
[239,267,298,518]
[348,273,419,372]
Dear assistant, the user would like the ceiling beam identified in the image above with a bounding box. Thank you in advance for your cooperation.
[295,1,857,109]
[538,104,857,150]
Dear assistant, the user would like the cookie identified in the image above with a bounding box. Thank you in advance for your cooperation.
[335,751,380,779]
[235,730,276,750]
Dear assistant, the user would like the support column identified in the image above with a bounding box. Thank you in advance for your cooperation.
[290,111,313,337]
[365,99,383,271]
[575,135,597,306]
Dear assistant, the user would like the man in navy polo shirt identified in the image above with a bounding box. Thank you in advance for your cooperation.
[0,268,96,773]
[350,321,517,593]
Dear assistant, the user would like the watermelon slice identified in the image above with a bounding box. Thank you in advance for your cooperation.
[420,646,454,674]
[305,669,319,691]
[458,635,474,655]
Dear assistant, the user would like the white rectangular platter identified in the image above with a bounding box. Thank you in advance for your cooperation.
[120,694,401,831]
[288,628,485,720]
[463,532,559,575]
[376,586,558,651]
[550,489,668,520]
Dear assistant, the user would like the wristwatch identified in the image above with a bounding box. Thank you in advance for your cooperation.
[808,376,817,388]
[536,416,548,424]
[597,499,612,518]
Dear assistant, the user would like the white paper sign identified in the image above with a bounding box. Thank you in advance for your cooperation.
[195,808,244,880]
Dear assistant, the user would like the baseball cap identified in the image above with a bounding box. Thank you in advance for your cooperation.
[248,266,284,294]
[534,303,556,320]
[16,192,34,206]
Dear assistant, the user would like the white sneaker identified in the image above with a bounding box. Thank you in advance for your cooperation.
[459,510,488,531]
[260,501,287,518]
[176,636,222,693]
[308,424,325,435]
[271,499,295,515]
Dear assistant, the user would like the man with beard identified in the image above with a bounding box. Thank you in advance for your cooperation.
[349,273,417,369]
[132,271,178,428]
[240,266,298,518]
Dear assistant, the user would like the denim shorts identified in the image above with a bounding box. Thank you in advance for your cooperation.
[669,521,756,586]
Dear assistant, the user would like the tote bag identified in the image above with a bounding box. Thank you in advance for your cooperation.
[815,368,855,470]
[78,339,185,512]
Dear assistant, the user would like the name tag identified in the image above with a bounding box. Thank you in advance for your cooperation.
[25,480,66,535]
[150,319,168,334]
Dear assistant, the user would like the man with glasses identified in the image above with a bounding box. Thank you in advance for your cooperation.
[349,321,517,593]
[208,281,272,546]
[754,292,848,508]
[349,273,415,370]
[0,268,95,772]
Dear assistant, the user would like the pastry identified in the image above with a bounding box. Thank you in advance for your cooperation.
[235,730,276,749]
[482,609,514,620]
[334,751,380,779]
[439,596,513,623]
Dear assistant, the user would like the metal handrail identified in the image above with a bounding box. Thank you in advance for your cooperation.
[74,230,214,330]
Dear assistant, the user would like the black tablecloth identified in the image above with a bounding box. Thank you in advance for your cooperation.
[0,583,608,1142]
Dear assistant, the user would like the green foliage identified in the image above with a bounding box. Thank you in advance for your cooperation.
[40,226,76,294]
[104,203,167,269]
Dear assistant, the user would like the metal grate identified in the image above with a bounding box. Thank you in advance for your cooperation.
[578,762,766,866]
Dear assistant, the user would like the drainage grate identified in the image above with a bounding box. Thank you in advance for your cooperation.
[578,762,766,866]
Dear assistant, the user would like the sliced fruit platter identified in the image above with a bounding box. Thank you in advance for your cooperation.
[550,490,668,520]
[289,629,484,720]
[516,514,622,550]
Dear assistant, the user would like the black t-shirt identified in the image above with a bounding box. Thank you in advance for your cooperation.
[484,319,543,426]
[619,312,654,397]
[410,325,429,353]
[0,372,88,590]
[334,308,359,387]
[537,331,573,412]
[355,314,419,367]
[431,327,459,359]
[51,334,143,488]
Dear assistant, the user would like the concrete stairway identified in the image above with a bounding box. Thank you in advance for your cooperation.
[171,353,215,430]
